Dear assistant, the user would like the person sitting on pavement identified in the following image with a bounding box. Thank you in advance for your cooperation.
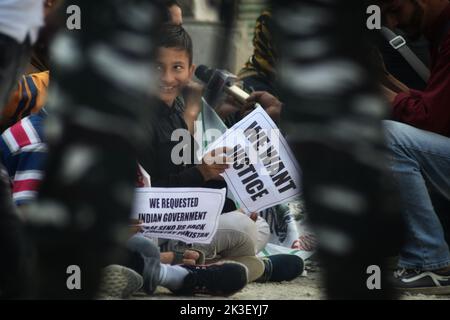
[139,23,305,285]
[377,0,450,294]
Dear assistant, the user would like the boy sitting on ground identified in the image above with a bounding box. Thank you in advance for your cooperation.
[138,24,304,285]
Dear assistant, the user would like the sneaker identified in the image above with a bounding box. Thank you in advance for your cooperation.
[172,262,248,296]
[224,256,265,282]
[256,254,304,283]
[98,265,143,299]
[392,268,450,295]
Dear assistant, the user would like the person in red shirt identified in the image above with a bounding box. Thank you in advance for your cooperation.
[378,0,450,295]
[382,0,450,137]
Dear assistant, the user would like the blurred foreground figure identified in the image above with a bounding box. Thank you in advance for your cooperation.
[271,0,403,299]
[27,0,164,298]
[0,0,44,299]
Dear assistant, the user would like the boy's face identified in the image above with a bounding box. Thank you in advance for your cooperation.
[156,47,194,107]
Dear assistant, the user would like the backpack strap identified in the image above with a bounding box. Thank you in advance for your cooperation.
[381,26,431,82]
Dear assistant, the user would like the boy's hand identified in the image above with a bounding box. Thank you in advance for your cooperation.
[129,219,143,236]
[381,85,398,104]
[182,81,204,105]
[197,147,231,181]
[160,250,200,265]
[183,81,204,134]
[241,91,282,123]
[237,208,258,222]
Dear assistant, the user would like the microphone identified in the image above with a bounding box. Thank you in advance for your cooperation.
[195,65,250,107]
[195,65,214,84]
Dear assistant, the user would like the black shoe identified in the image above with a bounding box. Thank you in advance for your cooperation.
[256,254,304,283]
[173,262,248,296]
[392,268,450,295]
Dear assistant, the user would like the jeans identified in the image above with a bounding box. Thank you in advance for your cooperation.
[383,120,450,270]
[126,234,161,295]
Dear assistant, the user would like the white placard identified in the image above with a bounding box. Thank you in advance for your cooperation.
[206,106,302,213]
[132,187,226,244]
